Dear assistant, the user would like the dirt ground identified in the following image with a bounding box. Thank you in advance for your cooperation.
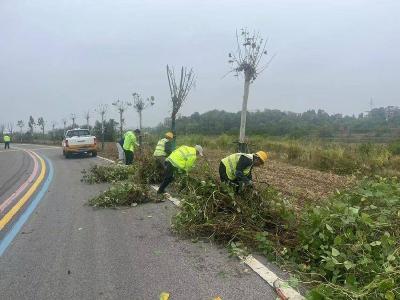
[99,143,356,208]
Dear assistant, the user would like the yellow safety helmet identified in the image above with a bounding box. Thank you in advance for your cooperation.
[165,132,174,139]
[255,151,268,163]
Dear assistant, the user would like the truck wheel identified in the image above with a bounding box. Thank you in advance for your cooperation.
[92,151,97,157]
[65,152,71,159]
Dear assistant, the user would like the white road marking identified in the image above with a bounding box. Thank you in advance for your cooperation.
[97,155,116,163]
[241,255,304,299]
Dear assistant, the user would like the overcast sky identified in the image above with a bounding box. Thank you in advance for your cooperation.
[0,0,399,129]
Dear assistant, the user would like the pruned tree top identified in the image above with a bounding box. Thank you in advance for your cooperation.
[166,65,195,117]
[132,93,154,113]
[228,28,274,82]
[112,99,132,111]
[95,104,108,116]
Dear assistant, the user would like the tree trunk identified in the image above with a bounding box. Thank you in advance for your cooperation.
[20,128,22,142]
[138,111,143,147]
[119,112,123,137]
[139,111,142,131]
[239,78,251,152]
[101,117,105,151]
[171,114,176,150]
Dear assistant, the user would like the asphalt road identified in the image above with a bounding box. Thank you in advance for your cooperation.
[0,144,276,300]
[0,147,33,204]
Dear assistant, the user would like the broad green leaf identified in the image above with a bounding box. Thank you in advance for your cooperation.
[370,241,381,246]
[344,260,355,270]
[385,291,395,300]
[331,247,340,257]
[325,224,334,233]
[387,254,396,262]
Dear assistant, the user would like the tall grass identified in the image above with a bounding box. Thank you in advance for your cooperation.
[168,134,400,176]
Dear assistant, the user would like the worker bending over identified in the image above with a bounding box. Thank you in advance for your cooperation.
[123,129,140,165]
[153,132,174,165]
[219,151,268,190]
[157,145,204,194]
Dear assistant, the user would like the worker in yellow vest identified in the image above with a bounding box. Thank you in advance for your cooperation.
[3,133,11,149]
[157,144,204,194]
[123,130,139,165]
[153,132,174,165]
[219,151,268,190]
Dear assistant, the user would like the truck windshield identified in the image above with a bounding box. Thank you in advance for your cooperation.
[66,130,91,138]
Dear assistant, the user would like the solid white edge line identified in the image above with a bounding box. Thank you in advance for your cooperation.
[97,155,117,164]
[241,255,304,300]
[96,156,304,299]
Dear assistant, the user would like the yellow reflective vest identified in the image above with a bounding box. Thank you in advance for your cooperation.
[167,146,197,172]
[3,135,11,142]
[153,138,168,157]
[123,131,137,152]
[221,153,253,180]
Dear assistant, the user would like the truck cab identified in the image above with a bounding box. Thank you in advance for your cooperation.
[62,128,97,158]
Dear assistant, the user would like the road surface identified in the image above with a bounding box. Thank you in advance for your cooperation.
[0,144,276,299]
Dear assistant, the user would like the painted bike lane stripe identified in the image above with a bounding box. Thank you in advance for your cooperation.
[0,152,46,231]
[0,155,54,256]
[0,150,40,213]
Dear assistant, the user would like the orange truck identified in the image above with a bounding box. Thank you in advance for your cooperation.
[62,128,97,158]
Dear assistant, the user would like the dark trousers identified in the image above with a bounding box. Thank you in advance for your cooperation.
[4,142,10,149]
[158,161,175,193]
[124,150,134,165]
[219,162,230,183]
[219,162,242,192]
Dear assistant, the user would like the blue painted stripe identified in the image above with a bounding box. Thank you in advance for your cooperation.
[0,155,54,256]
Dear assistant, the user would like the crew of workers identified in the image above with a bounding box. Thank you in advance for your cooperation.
[151,132,268,194]
[119,129,268,193]
[2,133,11,149]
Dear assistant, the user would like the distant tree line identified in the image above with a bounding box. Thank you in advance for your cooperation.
[154,106,400,139]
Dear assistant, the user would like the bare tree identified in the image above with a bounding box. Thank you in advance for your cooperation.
[83,110,90,129]
[95,104,108,150]
[166,65,195,139]
[112,99,132,136]
[61,118,67,135]
[17,120,24,142]
[51,121,57,140]
[0,124,4,136]
[227,29,274,152]
[70,113,77,128]
[7,122,14,135]
[132,93,154,131]
[37,117,46,139]
[28,116,35,138]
